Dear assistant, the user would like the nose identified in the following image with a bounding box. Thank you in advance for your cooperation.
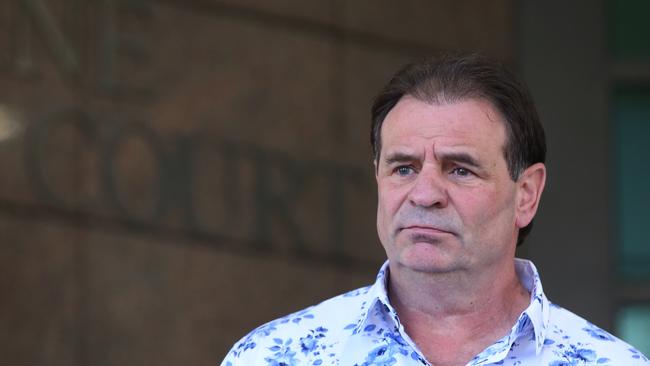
[407,165,448,208]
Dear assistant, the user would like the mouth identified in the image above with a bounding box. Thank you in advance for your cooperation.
[399,226,455,245]
[399,225,454,235]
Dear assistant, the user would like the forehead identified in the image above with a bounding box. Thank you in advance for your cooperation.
[381,96,507,156]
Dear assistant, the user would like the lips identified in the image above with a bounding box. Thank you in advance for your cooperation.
[400,226,453,245]
[399,225,454,235]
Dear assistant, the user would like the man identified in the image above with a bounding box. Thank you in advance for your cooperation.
[221,54,650,366]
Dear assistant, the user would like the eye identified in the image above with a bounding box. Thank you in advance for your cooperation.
[395,165,415,176]
[451,167,473,177]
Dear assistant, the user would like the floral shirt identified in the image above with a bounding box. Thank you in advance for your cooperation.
[221,259,650,366]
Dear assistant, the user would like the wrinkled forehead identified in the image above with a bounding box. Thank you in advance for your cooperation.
[380,96,508,153]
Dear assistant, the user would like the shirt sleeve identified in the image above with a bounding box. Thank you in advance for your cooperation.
[219,330,265,366]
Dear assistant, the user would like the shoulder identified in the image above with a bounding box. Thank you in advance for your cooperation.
[542,302,650,365]
[220,285,373,366]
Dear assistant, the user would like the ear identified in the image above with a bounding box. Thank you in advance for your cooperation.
[515,163,546,229]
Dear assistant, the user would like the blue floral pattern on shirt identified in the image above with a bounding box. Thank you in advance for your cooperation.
[221,259,650,366]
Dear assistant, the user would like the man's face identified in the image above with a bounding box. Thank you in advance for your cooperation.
[375,96,520,274]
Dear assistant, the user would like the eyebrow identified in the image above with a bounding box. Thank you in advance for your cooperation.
[383,151,483,169]
[438,152,483,169]
[384,152,417,165]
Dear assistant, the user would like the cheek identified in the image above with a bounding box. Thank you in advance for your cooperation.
[376,190,392,229]
[454,185,516,229]
[376,186,405,233]
[376,197,392,248]
[377,184,400,213]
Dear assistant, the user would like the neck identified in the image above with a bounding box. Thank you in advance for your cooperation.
[387,258,530,366]
[389,258,527,316]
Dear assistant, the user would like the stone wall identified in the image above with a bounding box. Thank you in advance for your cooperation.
[0,1,514,364]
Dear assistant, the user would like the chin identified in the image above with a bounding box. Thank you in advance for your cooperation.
[395,243,461,274]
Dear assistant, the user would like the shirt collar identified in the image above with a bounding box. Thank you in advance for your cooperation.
[514,258,550,355]
[351,261,393,334]
[353,258,550,355]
